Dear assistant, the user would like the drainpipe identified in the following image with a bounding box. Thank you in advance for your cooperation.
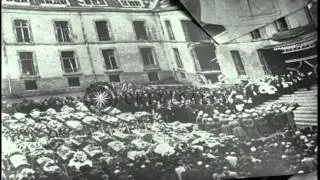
[78,12,97,83]
[2,40,13,96]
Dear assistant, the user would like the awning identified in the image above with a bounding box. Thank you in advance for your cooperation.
[265,31,318,52]
[285,54,318,63]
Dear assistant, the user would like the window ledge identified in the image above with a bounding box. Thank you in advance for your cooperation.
[104,69,123,74]
[20,75,40,80]
[144,66,160,71]
[63,72,83,76]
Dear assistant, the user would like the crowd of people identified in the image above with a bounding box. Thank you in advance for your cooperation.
[1,102,318,180]
[1,71,317,180]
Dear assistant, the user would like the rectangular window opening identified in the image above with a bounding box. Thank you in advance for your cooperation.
[67,77,80,87]
[148,72,159,81]
[24,80,38,90]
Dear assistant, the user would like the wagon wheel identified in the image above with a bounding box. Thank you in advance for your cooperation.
[84,83,116,110]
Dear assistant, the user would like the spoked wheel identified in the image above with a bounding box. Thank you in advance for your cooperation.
[84,82,116,110]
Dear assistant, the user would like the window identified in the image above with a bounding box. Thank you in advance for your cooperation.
[275,17,289,32]
[19,52,36,76]
[61,51,78,73]
[55,21,71,42]
[67,77,80,87]
[120,0,142,7]
[95,21,111,41]
[140,48,156,66]
[180,72,186,79]
[40,0,67,4]
[230,50,246,75]
[148,72,159,81]
[6,0,28,3]
[102,49,118,70]
[250,29,261,39]
[133,21,148,40]
[24,80,38,90]
[14,20,31,43]
[83,0,108,5]
[173,48,183,68]
[109,74,120,82]
[165,20,175,40]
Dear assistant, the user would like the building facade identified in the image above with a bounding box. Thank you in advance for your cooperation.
[2,0,221,97]
[2,0,317,97]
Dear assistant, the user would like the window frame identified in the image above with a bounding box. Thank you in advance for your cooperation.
[173,48,183,69]
[250,29,261,40]
[164,20,175,40]
[94,20,113,41]
[53,20,73,43]
[132,20,149,41]
[67,77,81,87]
[274,17,289,32]
[109,74,121,82]
[82,0,108,6]
[17,51,39,78]
[118,0,143,8]
[13,19,33,43]
[147,72,160,82]
[100,48,120,71]
[138,46,158,67]
[24,80,38,91]
[59,50,80,74]
[230,50,247,76]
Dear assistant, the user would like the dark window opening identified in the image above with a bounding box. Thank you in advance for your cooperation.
[55,21,71,42]
[173,48,183,68]
[102,49,118,70]
[109,74,120,82]
[205,74,218,83]
[250,29,261,39]
[275,17,289,32]
[165,20,175,40]
[95,21,111,41]
[133,21,148,40]
[230,50,246,75]
[61,51,77,73]
[180,72,186,79]
[14,20,31,43]
[19,52,36,76]
[148,72,159,81]
[68,77,80,87]
[25,80,38,90]
[181,20,210,42]
[140,48,156,66]
[194,46,220,71]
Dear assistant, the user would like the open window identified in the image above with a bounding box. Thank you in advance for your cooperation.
[133,21,148,40]
[102,49,118,70]
[19,52,36,76]
[61,51,78,73]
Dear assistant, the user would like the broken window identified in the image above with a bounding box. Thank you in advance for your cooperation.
[14,20,31,43]
[61,51,78,73]
[181,20,210,42]
[250,29,261,39]
[165,20,175,40]
[55,21,71,42]
[275,17,289,32]
[109,74,120,82]
[67,77,80,87]
[230,50,246,75]
[148,72,159,81]
[24,80,38,90]
[194,46,220,71]
[140,48,156,66]
[40,0,67,4]
[95,21,111,41]
[173,48,183,68]
[133,21,148,40]
[19,52,36,76]
[102,49,118,70]
[120,0,142,7]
